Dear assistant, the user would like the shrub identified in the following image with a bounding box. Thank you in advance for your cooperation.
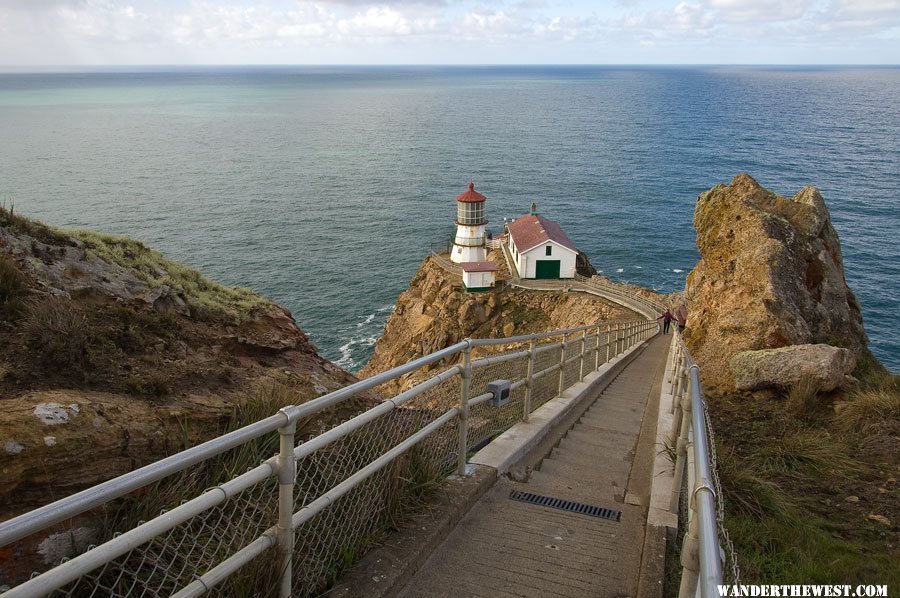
[22,297,120,379]
[837,386,900,436]
[0,253,27,315]
[785,374,824,419]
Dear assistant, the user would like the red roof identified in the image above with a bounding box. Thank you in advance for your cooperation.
[456,182,487,203]
[460,261,498,272]
[506,213,577,253]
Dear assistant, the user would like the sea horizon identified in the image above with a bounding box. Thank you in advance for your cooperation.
[1,65,897,371]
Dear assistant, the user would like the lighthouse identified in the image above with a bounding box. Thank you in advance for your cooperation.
[450,181,488,264]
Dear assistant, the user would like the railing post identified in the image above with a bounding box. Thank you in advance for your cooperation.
[578,330,587,381]
[276,414,297,598]
[670,373,692,513]
[678,504,701,598]
[524,338,535,422]
[594,325,601,370]
[457,344,472,476]
[606,324,612,363]
[557,337,567,395]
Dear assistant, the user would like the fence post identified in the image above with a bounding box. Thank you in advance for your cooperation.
[594,325,601,370]
[557,337,567,396]
[670,373,692,513]
[678,502,702,598]
[276,414,297,598]
[457,344,472,476]
[606,324,612,363]
[578,330,587,381]
[524,338,535,423]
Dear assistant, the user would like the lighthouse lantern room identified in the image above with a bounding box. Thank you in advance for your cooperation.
[451,182,488,264]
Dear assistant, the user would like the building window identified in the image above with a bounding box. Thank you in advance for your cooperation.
[545,245,552,256]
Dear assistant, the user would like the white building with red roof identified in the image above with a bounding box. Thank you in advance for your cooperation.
[460,261,498,292]
[506,202,578,279]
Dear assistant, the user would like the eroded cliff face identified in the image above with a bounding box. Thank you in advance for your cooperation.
[0,209,368,522]
[359,254,640,396]
[684,174,868,395]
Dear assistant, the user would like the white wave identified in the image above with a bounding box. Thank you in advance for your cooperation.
[616,268,624,273]
[356,313,375,328]
[672,269,684,273]
[635,266,643,269]
[378,304,395,312]
[334,334,380,370]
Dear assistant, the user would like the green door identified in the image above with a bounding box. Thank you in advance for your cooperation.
[535,260,561,279]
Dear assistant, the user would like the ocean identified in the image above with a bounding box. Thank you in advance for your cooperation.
[0,66,897,372]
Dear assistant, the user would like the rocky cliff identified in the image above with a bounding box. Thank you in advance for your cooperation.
[360,253,644,395]
[684,174,869,394]
[0,208,369,522]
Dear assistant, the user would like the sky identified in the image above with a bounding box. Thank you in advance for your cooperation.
[1,0,899,66]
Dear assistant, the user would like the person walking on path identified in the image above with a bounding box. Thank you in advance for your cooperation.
[657,308,674,334]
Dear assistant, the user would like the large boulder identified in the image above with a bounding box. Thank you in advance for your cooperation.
[730,344,857,392]
[684,174,867,394]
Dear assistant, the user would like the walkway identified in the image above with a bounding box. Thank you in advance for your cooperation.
[397,335,670,598]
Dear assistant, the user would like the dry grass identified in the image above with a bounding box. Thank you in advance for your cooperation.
[68,228,272,322]
[0,253,27,315]
[754,429,856,479]
[785,374,825,419]
[837,385,900,436]
[21,296,120,379]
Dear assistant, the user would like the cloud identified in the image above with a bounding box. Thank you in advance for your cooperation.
[1,0,899,64]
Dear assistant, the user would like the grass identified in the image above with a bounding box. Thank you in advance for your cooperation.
[3,204,273,322]
[68,228,272,322]
[698,369,900,593]
[21,296,121,380]
[0,253,27,316]
[19,295,183,387]
[785,374,825,420]
[837,386,900,436]
[73,382,450,596]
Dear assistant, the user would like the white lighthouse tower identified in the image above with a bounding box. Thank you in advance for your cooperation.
[450,181,488,264]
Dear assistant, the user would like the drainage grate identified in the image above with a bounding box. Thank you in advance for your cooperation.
[509,490,621,521]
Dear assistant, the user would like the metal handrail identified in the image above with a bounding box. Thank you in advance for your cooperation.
[668,327,727,598]
[1,317,661,598]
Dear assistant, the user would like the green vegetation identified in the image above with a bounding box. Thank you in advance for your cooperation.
[68,228,272,322]
[71,382,448,596]
[21,296,122,380]
[0,203,71,246]
[0,253,27,316]
[20,295,181,387]
[707,368,899,590]
[2,204,273,322]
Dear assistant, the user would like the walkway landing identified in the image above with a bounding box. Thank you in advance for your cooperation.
[397,335,669,598]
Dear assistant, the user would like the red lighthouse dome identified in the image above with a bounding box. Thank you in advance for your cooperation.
[455,181,488,226]
[456,181,487,203]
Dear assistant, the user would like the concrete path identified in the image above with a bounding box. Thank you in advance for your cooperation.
[396,335,670,598]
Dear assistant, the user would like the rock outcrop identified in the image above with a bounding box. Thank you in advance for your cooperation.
[360,254,642,395]
[0,209,368,527]
[730,344,857,392]
[684,174,867,394]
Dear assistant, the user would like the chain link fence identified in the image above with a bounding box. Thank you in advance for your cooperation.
[2,320,657,598]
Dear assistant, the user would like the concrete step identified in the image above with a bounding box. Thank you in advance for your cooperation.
[548,447,633,475]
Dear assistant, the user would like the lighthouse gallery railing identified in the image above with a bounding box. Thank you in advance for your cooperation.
[0,319,658,597]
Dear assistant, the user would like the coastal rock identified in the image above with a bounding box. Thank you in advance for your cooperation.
[360,255,653,395]
[1,208,373,583]
[684,174,867,394]
[730,344,856,392]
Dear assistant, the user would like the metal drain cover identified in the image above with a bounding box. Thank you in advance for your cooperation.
[509,490,621,521]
